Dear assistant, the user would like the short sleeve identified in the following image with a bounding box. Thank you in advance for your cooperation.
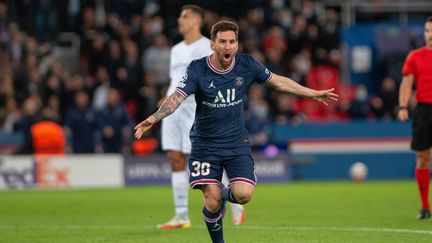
[402,51,416,76]
[249,57,274,85]
[175,62,198,98]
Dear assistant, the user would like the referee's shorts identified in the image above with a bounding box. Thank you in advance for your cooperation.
[412,103,432,151]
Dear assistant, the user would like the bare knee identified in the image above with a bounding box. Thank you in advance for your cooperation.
[233,190,253,204]
[167,151,186,171]
[231,183,255,205]
[202,186,222,212]
[416,149,431,169]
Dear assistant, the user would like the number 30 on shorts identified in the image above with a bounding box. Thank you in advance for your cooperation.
[191,161,211,177]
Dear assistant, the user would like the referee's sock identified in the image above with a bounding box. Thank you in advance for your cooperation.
[416,168,430,209]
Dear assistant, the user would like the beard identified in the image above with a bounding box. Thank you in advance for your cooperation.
[216,53,233,68]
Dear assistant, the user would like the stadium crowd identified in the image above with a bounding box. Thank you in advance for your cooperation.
[0,0,401,153]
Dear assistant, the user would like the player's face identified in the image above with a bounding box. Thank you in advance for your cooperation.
[211,31,238,68]
[425,21,432,48]
[177,9,199,35]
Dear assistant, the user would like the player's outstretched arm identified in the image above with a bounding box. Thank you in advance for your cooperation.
[134,91,186,139]
[265,74,338,105]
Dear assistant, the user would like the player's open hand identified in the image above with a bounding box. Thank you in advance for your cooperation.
[312,88,339,105]
[134,117,155,139]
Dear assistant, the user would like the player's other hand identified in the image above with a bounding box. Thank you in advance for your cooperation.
[134,117,156,139]
[397,109,409,122]
[312,88,339,105]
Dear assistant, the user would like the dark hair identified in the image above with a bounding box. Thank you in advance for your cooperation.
[182,4,204,22]
[427,16,432,23]
[210,20,239,41]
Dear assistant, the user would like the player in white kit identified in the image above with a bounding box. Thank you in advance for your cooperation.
[158,5,246,229]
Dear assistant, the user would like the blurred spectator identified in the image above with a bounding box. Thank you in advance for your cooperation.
[0,2,11,42]
[104,39,124,89]
[92,66,111,111]
[369,76,399,120]
[348,84,371,119]
[122,39,142,101]
[97,88,133,153]
[142,33,170,86]
[245,84,271,148]
[7,23,24,67]
[42,95,62,123]
[272,93,299,124]
[41,75,63,104]
[0,96,20,133]
[379,76,399,118]
[35,0,60,42]
[287,15,308,56]
[64,90,99,153]
[135,72,160,124]
[85,31,108,75]
[14,95,42,154]
[318,8,340,52]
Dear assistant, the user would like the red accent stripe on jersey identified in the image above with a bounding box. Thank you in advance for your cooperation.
[229,177,256,187]
[191,179,223,189]
[260,72,274,85]
[206,55,235,74]
[175,88,188,98]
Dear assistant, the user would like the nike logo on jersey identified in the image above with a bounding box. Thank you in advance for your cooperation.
[208,80,216,89]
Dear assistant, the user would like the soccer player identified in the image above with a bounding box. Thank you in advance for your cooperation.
[398,16,432,220]
[135,20,338,242]
[158,5,245,229]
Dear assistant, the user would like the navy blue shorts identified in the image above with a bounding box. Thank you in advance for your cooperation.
[188,146,257,189]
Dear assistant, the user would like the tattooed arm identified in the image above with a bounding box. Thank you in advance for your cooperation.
[134,91,186,139]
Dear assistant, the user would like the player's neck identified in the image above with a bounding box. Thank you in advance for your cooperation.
[210,54,230,70]
[183,31,202,45]
[426,44,432,50]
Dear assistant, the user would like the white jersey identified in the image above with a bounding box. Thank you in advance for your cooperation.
[167,36,213,96]
[161,36,212,153]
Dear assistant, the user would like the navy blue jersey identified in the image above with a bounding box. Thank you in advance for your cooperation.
[175,53,273,149]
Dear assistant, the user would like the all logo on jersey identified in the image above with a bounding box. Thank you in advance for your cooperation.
[202,88,242,108]
[234,77,244,86]
[214,89,236,103]
[265,68,270,74]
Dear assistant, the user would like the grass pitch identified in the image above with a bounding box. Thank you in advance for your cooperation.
[1,181,431,243]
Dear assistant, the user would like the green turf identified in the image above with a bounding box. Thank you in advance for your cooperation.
[1,181,431,243]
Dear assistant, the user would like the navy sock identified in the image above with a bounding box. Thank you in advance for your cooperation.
[221,187,240,204]
[202,206,226,243]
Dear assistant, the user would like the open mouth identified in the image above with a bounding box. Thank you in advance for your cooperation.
[224,53,231,61]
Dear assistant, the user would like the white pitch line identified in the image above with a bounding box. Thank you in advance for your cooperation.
[235,226,432,235]
[1,225,431,235]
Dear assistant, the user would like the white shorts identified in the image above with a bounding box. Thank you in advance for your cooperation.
[161,97,196,154]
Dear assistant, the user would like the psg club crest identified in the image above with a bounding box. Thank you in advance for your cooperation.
[234,77,244,86]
